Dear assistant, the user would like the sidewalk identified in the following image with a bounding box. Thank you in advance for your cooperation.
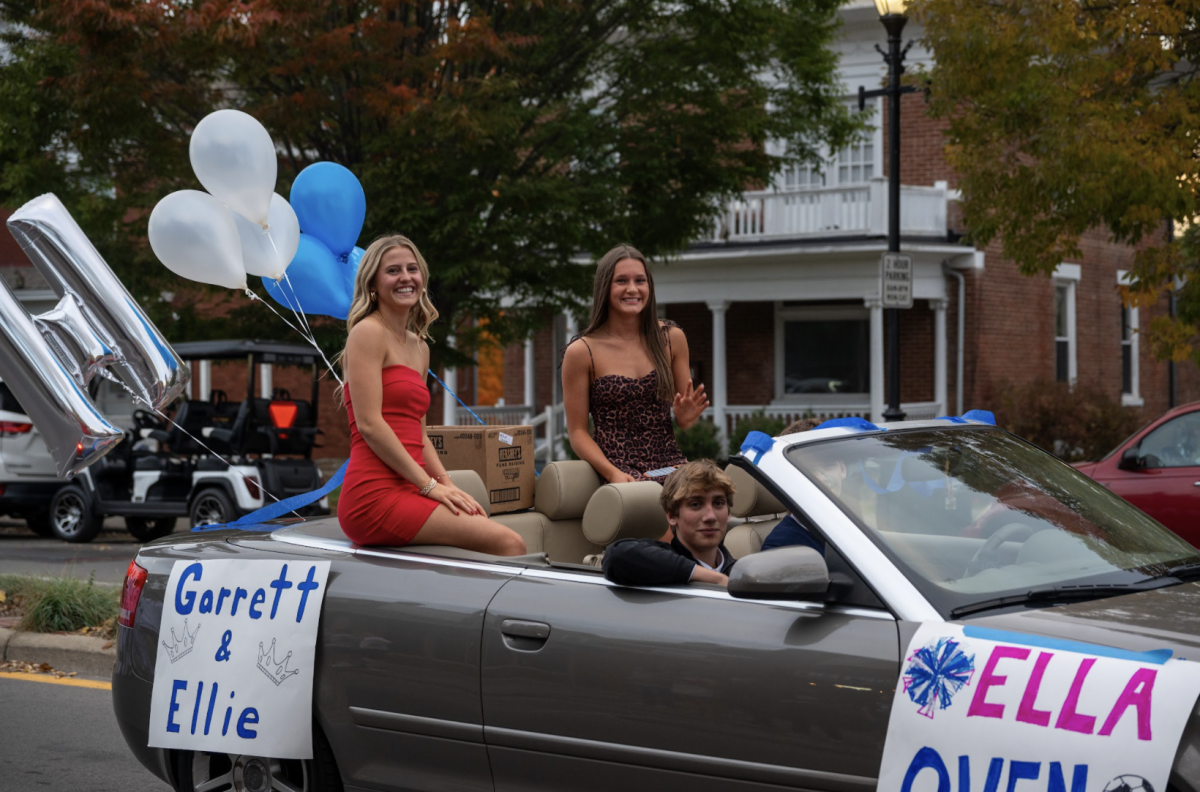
[0,625,115,678]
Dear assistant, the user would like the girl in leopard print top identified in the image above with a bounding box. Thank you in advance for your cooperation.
[561,244,710,484]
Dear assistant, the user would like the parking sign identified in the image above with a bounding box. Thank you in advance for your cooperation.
[881,252,913,308]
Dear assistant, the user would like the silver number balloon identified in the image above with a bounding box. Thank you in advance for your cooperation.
[2,194,189,477]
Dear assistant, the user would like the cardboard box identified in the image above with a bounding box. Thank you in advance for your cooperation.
[425,425,535,514]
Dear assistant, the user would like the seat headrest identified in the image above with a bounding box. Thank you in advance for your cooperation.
[582,482,668,546]
[448,469,491,517]
[726,464,786,518]
[535,461,601,520]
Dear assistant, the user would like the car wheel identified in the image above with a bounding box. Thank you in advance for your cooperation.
[190,488,235,528]
[25,509,54,538]
[125,516,177,542]
[172,726,342,792]
[49,486,100,543]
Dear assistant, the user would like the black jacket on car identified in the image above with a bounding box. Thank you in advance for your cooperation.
[603,535,736,586]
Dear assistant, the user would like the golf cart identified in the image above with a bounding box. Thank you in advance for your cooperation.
[49,339,331,543]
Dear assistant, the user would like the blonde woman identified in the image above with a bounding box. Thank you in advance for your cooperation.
[337,235,526,555]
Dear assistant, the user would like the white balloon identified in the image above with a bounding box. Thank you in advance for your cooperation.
[189,109,277,225]
[233,193,300,280]
[148,190,247,290]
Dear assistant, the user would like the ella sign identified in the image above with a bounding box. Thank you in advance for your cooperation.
[148,559,331,759]
[879,623,1200,792]
[881,252,913,309]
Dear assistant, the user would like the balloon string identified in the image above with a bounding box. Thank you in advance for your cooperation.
[242,288,344,388]
[263,228,283,278]
[275,273,344,388]
[96,370,305,520]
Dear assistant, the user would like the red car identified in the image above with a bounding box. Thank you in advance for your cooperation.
[1074,401,1200,546]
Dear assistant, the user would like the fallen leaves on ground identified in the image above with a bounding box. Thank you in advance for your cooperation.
[0,660,77,678]
[77,617,116,641]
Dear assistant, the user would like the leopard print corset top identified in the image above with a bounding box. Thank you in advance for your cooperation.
[588,370,688,484]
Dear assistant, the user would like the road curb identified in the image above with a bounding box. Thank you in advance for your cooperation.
[0,626,115,679]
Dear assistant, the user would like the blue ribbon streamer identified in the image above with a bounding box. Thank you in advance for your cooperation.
[191,460,347,532]
[427,368,485,425]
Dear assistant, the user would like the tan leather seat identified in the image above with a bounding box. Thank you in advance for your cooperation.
[452,462,606,563]
[582,481,668,548]
[723,464,787,559]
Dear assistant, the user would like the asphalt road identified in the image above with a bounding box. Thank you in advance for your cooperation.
[0,674,171,791]
[0,518,186,585]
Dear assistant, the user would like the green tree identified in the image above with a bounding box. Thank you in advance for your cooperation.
[913,0,1200,361]
[0,0,860,366]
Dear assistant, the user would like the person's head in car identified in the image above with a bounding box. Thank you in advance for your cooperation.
[659,460,736,564]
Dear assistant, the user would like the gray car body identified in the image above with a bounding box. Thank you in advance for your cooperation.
[112,423,1200,792]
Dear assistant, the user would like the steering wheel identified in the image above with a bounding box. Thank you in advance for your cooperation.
[964,522,1038,578]
[132,409,165,431]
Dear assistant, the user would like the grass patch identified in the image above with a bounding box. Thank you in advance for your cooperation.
[0,574,118,636]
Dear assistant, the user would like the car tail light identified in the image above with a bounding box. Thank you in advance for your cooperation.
[245,476,261,500]
[0,421,31,435]
[119,559,148,629]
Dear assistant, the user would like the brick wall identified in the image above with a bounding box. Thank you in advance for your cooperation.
[884,93,956,188]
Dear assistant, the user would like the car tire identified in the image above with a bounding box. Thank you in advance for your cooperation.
[25,509,54,538]
[49,486,101,543]
[190,488,235,529]
[125,516,177,543]
[171,724,342,792]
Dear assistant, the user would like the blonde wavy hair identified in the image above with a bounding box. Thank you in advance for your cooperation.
[335,235,439,400]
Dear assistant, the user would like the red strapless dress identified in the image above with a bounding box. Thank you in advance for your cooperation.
[338,365,439,546]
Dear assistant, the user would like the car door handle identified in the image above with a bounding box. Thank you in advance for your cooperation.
[499,619,551,651]
[501,619,551,639]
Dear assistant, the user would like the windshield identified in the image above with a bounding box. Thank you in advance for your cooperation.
[786,427,1200,616]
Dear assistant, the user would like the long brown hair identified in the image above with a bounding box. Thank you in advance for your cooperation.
[335,235,439,400]
[577,244,675,403]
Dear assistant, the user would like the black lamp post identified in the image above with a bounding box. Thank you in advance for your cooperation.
[860,0,915,422]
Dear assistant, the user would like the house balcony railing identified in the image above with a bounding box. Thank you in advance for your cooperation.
[708,178,951,244]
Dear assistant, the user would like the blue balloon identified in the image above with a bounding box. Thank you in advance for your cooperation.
[263,234,357,320]
[289,162,366,258]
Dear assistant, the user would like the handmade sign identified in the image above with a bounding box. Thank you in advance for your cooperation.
[148,560,331,759]
[879,623,1200,792]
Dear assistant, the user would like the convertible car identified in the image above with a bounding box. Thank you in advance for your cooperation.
[113,419,1200,792]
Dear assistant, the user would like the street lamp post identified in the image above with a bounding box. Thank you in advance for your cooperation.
[861,0,915,422]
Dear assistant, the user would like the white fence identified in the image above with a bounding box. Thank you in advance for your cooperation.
[708,179,950,243]
[721,402,942,434]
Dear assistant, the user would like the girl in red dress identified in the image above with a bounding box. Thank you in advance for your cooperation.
[337,235,526,555]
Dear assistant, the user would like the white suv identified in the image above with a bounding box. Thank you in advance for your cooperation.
[0,381,64,536]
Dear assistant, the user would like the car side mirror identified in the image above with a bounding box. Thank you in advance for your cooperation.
[1117,446,1142,471]
[728,546,830,600]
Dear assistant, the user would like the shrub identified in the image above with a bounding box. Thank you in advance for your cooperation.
[994,379,1145,463]
[17,574,118,635]
[728,411,787,458]
[675,419,723,462]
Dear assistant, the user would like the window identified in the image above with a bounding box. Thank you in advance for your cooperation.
[1118,270,1141,406]
[1139,412,1200,468]
[774,305,869,400]
[775,99,879,192]
[1053,264,1079,384]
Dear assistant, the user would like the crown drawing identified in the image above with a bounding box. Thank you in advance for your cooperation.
[161,619,200,664]
[257,639,300,687]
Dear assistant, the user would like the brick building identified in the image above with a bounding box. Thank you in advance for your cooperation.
[471,0,1200,458]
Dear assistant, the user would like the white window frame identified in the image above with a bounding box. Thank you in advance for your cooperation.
[773,303,871,404]
[1117,270,1142,407]
[773,98,882,193]
[1053,264,1080,386]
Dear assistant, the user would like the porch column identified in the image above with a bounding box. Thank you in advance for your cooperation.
[866,298,884,424]
[565,310,579,343]
[931,299,948,416]
[520,338,535,417]
[707,300,730,446]
[198,360,211,402]
[259,363,273,399]
[442,334,458,426]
